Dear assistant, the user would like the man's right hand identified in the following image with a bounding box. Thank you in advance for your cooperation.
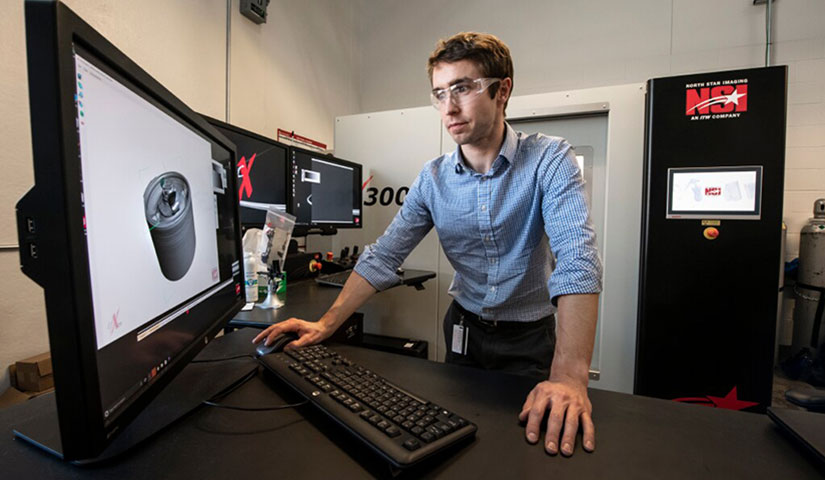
[252,317,333,350]
[252,271,378,351]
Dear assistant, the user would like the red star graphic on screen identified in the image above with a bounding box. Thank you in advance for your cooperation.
[238,153,256,201]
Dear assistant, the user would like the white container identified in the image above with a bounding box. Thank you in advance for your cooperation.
[243,253,258,303]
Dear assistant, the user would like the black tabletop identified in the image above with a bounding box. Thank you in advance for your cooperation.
[0,328,822,479]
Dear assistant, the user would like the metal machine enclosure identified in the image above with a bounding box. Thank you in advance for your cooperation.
[636,67,787,412]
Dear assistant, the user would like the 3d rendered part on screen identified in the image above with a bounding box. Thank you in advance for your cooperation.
[144,172,196,281]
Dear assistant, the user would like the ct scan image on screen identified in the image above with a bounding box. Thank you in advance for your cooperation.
[308,158,355,223]
[289,148,362,228]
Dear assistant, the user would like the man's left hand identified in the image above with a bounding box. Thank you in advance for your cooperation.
[518,376,595,456]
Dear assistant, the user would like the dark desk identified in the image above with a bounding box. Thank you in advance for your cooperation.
[0,328,822,479]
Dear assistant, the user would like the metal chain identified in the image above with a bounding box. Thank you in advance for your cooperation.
[794,283,821,302]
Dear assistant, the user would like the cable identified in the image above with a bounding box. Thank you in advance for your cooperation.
[765,0,773,67]
[190,354,256,364]
[201,399,308,411]
[199,362,309,411]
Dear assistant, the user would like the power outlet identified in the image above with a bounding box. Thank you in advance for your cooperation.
[240,0,270,24]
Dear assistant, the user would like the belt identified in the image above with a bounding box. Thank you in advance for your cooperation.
[453,301,550,331]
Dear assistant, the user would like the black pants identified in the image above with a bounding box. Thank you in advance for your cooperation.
[443,300,556,379]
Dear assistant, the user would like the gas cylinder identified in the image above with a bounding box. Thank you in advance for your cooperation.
[792,199,825,352]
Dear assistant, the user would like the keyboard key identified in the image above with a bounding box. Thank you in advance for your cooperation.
[385,426,401,437]
[377,420,390,430]
[419,432,435,443]
[403,438,421,451]
[411,426,424,436]
[434,422,453,434]
[426,425,445,439]
[449,414,467,427]
[348,402,363,412]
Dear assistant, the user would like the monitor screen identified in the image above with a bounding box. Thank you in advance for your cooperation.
[288,147,362,229]
[205,118,288,227]
[666,166,763,219]
[17,1,244,460]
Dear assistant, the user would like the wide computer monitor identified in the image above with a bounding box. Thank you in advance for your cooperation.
[16,1,245,460]
[202,116,289,228]
[288,146,363,232]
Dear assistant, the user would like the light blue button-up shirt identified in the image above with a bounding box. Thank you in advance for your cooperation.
[354,123,602,322]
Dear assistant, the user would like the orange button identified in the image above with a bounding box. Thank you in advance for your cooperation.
[703,227,719,240]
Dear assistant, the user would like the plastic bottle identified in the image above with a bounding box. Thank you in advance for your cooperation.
[243,253,258,303]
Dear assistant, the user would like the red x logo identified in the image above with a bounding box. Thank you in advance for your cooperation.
[238,153,256,201]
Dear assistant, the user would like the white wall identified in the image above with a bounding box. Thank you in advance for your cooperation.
[229,0,361,149]
[0,0,361,392]
[354,0,825,261]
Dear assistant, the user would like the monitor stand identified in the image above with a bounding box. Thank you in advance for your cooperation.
[11,330,259,465]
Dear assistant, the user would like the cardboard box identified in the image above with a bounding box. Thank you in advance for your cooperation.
[15,352,53,392]
[8,364,18,389]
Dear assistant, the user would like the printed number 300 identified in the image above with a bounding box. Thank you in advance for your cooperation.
[364,186,409,207]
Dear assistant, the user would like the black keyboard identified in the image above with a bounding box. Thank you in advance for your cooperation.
[259,344,477,468]
[315,270,352,287]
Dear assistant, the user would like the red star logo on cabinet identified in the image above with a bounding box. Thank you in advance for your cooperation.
[706,387,759,411]
[673,386,759,410]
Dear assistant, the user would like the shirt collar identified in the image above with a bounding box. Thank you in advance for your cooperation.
[499,122,518,164]
[452,122,518,172]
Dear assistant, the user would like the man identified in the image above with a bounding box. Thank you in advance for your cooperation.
[254,32,601,457]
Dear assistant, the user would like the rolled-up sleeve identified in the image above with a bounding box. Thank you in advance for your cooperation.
[354,169,434,291]
[540,141,603,305]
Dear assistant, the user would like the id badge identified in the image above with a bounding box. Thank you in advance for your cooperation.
[451,323,469,355]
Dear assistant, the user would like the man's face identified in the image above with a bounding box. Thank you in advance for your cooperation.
[431,59,502,147]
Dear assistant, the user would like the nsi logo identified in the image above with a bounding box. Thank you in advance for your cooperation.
[686,85,747,116]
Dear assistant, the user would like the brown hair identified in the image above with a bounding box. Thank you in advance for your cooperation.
[427,32,513,108]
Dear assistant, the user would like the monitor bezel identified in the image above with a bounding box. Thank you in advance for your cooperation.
[287,145,363,230]
[19,0,245,460]
[201,115,291,228]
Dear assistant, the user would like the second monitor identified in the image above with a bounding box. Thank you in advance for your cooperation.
[289,146,362,231]
[203,116,288,228]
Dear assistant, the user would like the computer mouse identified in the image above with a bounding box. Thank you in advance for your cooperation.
[255,332,299,357]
